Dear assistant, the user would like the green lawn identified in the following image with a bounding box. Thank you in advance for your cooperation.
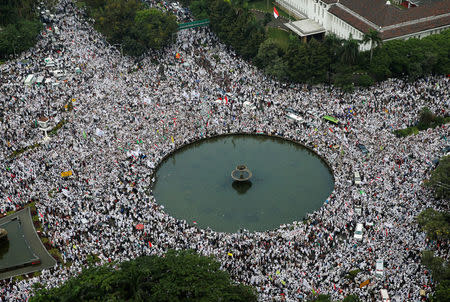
[267,27,291,50]
[248,0,295,20]
[248,0,270,11]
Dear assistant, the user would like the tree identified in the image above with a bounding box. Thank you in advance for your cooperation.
[283,38,329,84]
[308,38,330,83]
[190,0,210,19]
[85,0,177,57]
[265,57,288,79]
[362,29,382,63]
[0,0,42,59]
[417,107,435,130]
[254,38,282,69]
[263,12,272,26]
[0,0,36,26]
[340,35,360,65]
[417,208,450,241]
[422,251,450,283]
[200,0,266,60]
[433,279,450,302]
[308,294,331,302]
[30,250,257,302]
[426,155,450,200]
[342,295,361,302]
[323,34,343,83]
[134,9,178,50]
[421,251,450,302]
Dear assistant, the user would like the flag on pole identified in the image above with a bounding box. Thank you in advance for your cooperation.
[273,7,279,19]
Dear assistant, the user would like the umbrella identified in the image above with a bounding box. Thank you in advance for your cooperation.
[136,224,144,230]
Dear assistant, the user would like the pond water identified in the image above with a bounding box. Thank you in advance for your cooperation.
[153,135,334,233]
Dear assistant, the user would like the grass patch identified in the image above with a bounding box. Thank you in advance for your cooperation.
[0,202,37,218]
[8,143,41,159]
[13,275,25,282]
[49,119,67,136]
[267,27,291,50]
[248,0,270,11]
[248,0,295,20]
[346,269,361,282]
[49,248,63,263]
[393,126,420,137]
[394,116,450,137]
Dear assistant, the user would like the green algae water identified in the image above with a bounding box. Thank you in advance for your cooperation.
[153,135,334,233]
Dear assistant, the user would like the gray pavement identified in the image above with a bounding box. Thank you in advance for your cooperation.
[0,207,57,280]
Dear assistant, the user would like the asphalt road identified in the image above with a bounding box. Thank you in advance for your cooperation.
[0,207,57,280]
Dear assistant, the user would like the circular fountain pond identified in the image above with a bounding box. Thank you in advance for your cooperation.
[153,135,334,233]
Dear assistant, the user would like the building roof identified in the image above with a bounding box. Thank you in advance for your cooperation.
[328,5,377,33]
[285,19,326,37]
[321,0,338,4]
[328,0,450,39]
[338,0,450,27]
[412,0,446,5]
[381,13,450,38]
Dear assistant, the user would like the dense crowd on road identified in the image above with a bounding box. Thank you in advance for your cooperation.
[0,0,449,301]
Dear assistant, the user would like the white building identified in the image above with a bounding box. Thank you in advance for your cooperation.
[277,0,450,50]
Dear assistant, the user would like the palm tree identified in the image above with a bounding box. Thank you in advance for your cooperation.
[362,29,382,63]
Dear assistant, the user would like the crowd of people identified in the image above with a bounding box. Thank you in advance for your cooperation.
[0,0,449,301]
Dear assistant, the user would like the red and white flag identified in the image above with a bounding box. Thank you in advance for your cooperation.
[273,7,279,19]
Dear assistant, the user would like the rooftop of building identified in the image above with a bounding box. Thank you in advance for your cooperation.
[338,0,449,27]
[328,0,450,38]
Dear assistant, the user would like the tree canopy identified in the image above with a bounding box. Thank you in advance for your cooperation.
[84,0,177,57]
[362,29,382,63]
[188,0,450,88]
[421,251,450,302]
[30,250,258,302]
[417,208,450,241]
[427,155,450,200]
[0,0,43,59]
